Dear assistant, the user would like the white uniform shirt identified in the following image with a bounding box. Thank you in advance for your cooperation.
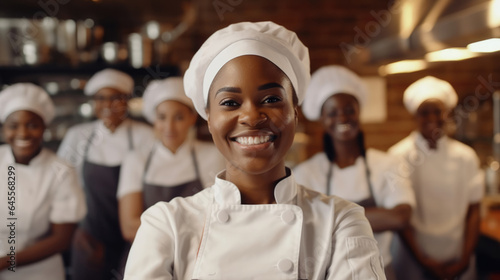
[293,148,415,266]
[0,145,86,280]
[124,171,386,280]
[389,131,484,261]
[57,119,155,171]
[117,139,225,198]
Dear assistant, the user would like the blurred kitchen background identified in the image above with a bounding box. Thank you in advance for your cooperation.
[0,0,499,275]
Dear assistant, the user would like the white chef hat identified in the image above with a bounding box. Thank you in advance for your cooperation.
[142,77,194,124]
[403,76,458,114]
[0,83,55,125]
[183,21,310,120]
[301,65,369,121]
[84,68,134,96]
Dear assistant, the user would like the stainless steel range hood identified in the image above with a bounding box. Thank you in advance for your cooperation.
[354,0,500,66]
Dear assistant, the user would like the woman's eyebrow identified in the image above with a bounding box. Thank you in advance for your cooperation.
[215,87,241,96]
[258,82,284,91]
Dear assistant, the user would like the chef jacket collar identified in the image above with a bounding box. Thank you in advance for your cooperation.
[155,136,194,158]
[6,146,47,166]
[96,118,131,135]
[413,131,448,153]
[213,168,298,205]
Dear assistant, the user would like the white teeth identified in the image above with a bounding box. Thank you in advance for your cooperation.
[337,124,352,133]
[15,140,32,148]
[235,136,271,145]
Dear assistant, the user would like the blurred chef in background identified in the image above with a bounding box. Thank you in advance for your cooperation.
[294,65,415,279]
[117,76,224,243]
[57,69,154,280]
[389,76,484,280]
[0,83,86,280]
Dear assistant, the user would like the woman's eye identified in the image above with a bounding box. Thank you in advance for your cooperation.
[344,107,355,115]
[174,115,184,121]
[220,99,239,107]
[263,96,282,104]
[27,123,40,129]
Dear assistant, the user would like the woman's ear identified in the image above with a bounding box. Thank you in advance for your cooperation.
[206,109,212,134]
[294,106,299,125]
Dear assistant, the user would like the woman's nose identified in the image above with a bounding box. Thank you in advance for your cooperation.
[239,104,268,127]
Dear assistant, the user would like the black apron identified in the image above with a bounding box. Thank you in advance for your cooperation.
[71,124,133,280]
[142,144,203,208]
[325,156,376,208]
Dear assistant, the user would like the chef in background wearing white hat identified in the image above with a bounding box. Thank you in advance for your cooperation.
[117,76,224,244]
[389,76,484,280]
[0,83,86,280]
[57,68,154,280]
[124,22,385,280]
[294,65,415,280]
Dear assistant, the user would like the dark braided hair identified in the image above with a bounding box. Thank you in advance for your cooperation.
[323,131,367,163]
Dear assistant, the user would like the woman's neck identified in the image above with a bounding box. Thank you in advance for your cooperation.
[13,147,42,165]
[103,118,126,133]
[332,139,362,168]
[224,163,288,204]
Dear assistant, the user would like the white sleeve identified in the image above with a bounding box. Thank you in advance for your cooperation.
[196,143,225,189]
[465,153,485,204]
[378,155,416,209]
[293,162,325,194]
[117,152,146,199]
[57,127,79,167]
[57,125,92,168]
[50,162,87,223]
[327,199,386,280]
[124,204,174,280]
[132,122,156,156]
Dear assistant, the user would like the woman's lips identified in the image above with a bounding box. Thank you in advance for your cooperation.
[14,139,34,148]
[233,135,273,145]
[336,123,352,133]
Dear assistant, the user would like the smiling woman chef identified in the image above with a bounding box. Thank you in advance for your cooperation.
[389,76,484,280]
[294,65,415,280]
[124,21,386,280]
[0,83,86,280]
[117,76,224,242]
[57,69,155,280]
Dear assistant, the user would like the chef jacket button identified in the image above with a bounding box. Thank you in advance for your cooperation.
[277,258,293,273]
[281,209,295,224]
[217,210,229,223]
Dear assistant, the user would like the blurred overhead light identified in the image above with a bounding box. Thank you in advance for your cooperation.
[425,48,479,62]
[146,21,160,40]
[378,59,427,76]
[468,38,500,53]
[489,0,500,28]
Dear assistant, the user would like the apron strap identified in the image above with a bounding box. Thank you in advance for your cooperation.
[83,129,96,161]
[127,122,134,150]
[142,143,201,184]
[191,146,201,180]
[84,121,134,161]
[326,163,333,196]
[325,155,376,203]
[142,147,155,183]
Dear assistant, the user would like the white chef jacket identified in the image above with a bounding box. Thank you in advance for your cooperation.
[124,170,386,280]
[388,131,484,262]
[293,148,415,266]
[57,119,155,172]
[117,138,225,198]
[0,145,86,280]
